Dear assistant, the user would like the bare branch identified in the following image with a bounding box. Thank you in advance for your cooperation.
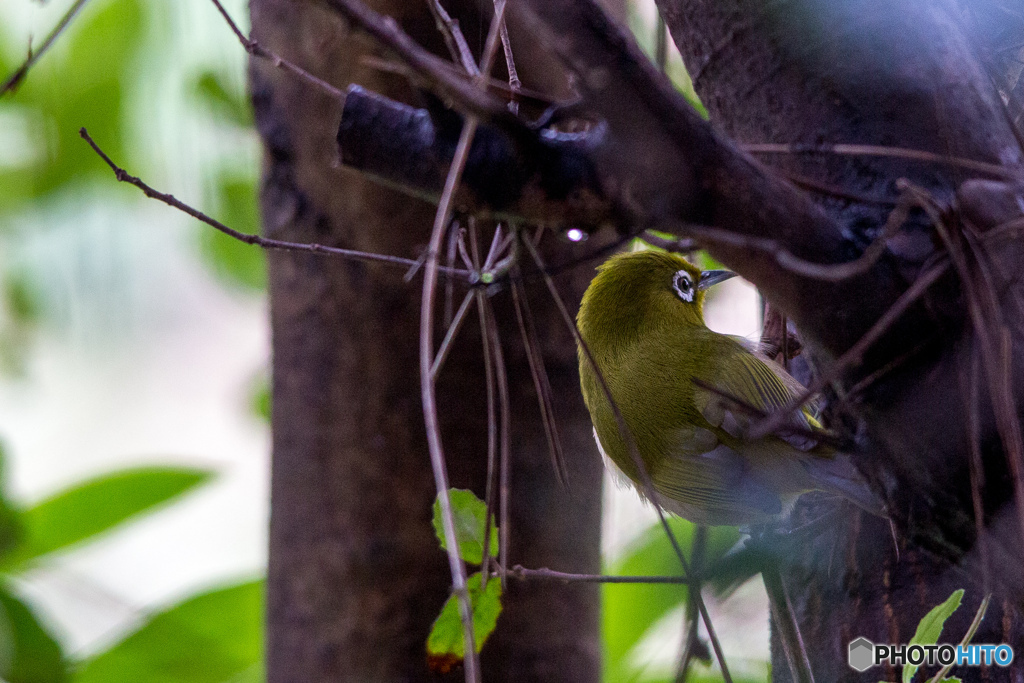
[79,128,471,278]
[744,142,1022,180]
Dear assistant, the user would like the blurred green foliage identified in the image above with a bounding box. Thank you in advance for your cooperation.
[603,519,747,683]
[72,580,264,683]
[0,439,259,683]
[1,1,266,680]
[0,0,145,214]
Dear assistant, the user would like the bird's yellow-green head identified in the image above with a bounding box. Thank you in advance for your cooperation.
[576,250,733,363]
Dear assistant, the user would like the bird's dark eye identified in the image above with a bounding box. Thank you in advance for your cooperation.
[673,270,694,302]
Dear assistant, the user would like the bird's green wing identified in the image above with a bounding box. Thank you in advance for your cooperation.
[693,338,819,450]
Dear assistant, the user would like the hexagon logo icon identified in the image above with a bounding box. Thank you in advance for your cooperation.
[848,637,874,672]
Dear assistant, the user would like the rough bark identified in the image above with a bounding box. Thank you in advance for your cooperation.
[658,0,1024,680]
[249,1,603,680]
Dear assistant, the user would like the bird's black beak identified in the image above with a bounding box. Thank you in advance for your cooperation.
[698,270,737,290]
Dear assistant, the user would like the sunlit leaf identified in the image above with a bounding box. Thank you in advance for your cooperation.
[71,580,263,683]
[903,589,964,683]
[432,489,497,565]
[2,466,213,568]
[0,585,66,683]
[426,572,502,673]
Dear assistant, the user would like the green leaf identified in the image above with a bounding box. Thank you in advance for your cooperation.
[432,489,497,565]
[191,71,253,127]
[199,172,265,290]
[903,589,964,683]
[3,466,213,568]
[71,580,263,683]
[249,375,270,424]
[0,442,24,560]
[0,585,66,683]
[426,572,502,673]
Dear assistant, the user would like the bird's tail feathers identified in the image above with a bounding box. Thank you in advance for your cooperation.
[806,454,888,519]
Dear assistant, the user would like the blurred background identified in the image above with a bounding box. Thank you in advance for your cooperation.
[0,0,766,680]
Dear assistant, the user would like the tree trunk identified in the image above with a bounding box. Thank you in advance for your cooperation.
[249,1,603,680]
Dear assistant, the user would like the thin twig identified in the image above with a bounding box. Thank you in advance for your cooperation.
[743,142,1021,180]
[320,0,508,118]
[762,563,815,683]
[674,190,912,283]
[483,297,512,587]
[209,0,345,100]
[690,378,845,450]
[641,230,699,253]
[496,10,520,113]
[510,258,569,488]
[444,224,465,327]
[748,259,950,440]
[425,0,480,75]
[1,0,91,97]
[963,346,992,591]
[431,290,475,380]
[519,237,734,683]
[421,122,482,683]
[469,225,499,591]
[418,7,509,679]
[907,183,1024,546]
[674,526,707,683]
[508,565,693,584]
[79,128,471,278]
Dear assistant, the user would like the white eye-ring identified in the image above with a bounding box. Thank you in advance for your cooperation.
[673,270,694,302]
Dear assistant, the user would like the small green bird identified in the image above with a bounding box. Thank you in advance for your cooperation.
[576,250,885,526]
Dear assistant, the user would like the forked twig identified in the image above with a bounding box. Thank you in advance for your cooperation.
[519,236,734,683]
[426,0,479,75]
[1,0,91,97]
[209,0,344,100]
